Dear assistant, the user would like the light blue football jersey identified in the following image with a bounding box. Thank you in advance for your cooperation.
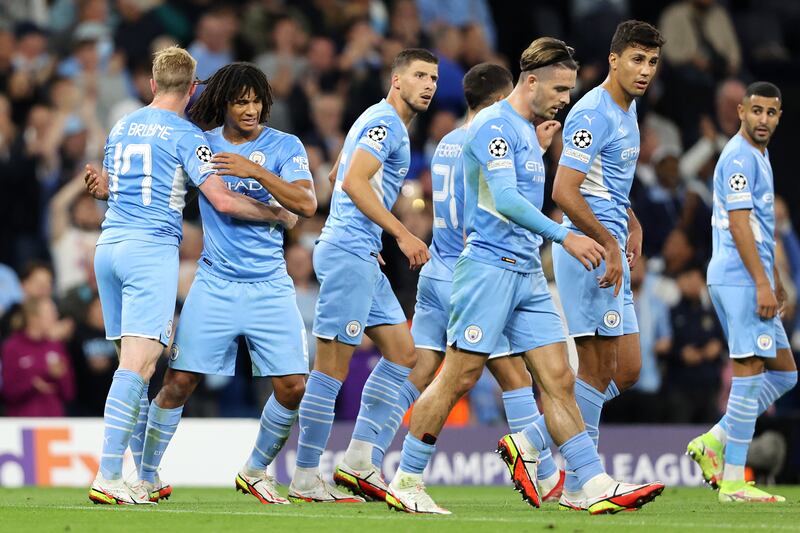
[462,99,548,273]
[319,99,410,258]
[707,133,776,287]
[558,86,640,243]
[200,126,312,282]
[420,126,466,281]
[99,106,215,246]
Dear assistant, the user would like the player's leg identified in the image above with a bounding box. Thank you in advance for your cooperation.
[293,242,375,500]
[386,346,484,514]
[496,281,663,514]
[371,275,450,469]
[335,267,415,499]
[139,269,238,499]
[488,355,563,501]
[387,258,514,514]
[693,285,786,502]
[371,347,439,469]
[239,277,309,503]
[91,242,177,505]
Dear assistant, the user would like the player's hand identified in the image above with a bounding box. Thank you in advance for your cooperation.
[598,239,623,296]
[535,120,561,152]
[212,152,260,178]
[756,281,778,319]
[84,164,109,200]
[562,232,605,272]
[397,230,429,270]
[278,208,299,230]
[626,225,642,268]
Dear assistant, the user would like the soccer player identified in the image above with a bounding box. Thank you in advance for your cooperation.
[687,82,796,503]
[550,20,664,508]
[288,49,437,503]
[371,62,564,502]
[133,62,316,504]
[387,37,664,515]
[86,48,292,505]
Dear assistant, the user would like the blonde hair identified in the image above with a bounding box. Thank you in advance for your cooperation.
[152,46,197,96]
[519,37,578,74]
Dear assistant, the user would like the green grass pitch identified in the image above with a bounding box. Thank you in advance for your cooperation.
[2,486,799,532]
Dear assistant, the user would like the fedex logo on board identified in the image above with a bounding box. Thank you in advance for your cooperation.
[0,427,98,486]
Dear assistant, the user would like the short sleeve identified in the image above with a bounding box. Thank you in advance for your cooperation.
[278,136,313,183]
[467,117,517,183]
[558,109,610,174]
[176,130,216,187]
[720,153,756,211]
[353,115,403,164]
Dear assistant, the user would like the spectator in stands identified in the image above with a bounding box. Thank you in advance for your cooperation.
[67,292,116,416]
[664,265,726,423]
[49,173,102,296]
[1,296,75,416]
[636,146,685,258]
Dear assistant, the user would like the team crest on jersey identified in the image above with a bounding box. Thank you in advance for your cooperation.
[728,173,748,192]
[572,129,592,149]
[346,320,362,338]
[367,126,388,143]
[196,145,213,162]
[464,325,483,344]
[488,137,509,158]
[165,320,173,339]
[603,310,621,329]
[249,151,266,165]
[757,334,773,351]
[169,343,180,361]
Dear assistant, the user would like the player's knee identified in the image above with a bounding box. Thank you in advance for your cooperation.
[158,370,200,408]
[453,369,482,397]
[275,378,306,410]
[614,365,640,392]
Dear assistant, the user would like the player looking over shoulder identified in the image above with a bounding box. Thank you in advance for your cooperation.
[551,20,664,507]
[687,81,796,503]
[288,49,438,503]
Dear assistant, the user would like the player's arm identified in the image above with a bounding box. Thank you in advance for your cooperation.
[626,207,642,268]
[199,175,298,228]
[212,153,316,217]
[342,147,428,268]
[729,209,776,318]
[486,166,603,270]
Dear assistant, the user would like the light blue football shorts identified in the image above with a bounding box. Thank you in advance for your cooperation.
[552,241,639,337]
[446,256,565,355]
[95,240,179,345]
[312,239,406,346]
[709,284,790,359]
[411,274,512,358]
[169,268,309,376]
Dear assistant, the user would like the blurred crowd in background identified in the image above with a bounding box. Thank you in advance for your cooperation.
[0,0,799,477]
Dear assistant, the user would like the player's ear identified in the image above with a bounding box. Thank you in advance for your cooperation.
[150,78,157,95]
[526,73,537,91]
[188,83,198,99]
[737,103,745,121]
[608,52,618,71]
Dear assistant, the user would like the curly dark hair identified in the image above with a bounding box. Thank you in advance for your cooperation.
[188,62,273,130]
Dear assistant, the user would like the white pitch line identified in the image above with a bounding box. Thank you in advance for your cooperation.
[0,504,797,530]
